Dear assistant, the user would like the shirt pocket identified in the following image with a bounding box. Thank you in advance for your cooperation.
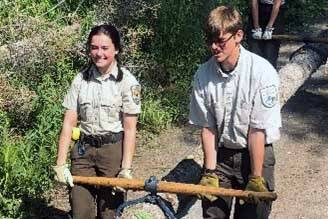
[236,101,252,125]
[100,97,121,123]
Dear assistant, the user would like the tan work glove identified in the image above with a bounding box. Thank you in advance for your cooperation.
[53,164,74,187]
[198,172,219,202]
[240,175,267,205]
[113,168,132,193]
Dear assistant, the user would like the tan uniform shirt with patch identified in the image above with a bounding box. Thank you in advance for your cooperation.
[189,46,281,149]
[63,64,141,135]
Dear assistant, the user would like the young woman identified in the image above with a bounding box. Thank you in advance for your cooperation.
[53,24,141,219]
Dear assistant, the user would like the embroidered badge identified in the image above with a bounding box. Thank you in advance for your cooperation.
[131,85,141,105]
[260,85,278,108]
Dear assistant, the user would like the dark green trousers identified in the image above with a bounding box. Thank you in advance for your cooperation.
[70,140,124,219]
[202,144,275,219]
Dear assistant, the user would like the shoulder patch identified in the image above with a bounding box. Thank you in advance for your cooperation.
[260,85,278,108]
[131,85,141,105]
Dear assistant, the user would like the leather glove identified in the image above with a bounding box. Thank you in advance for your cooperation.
[113,168,132,193]
[53,164,74,187]
[251,28,263,40]
[262,27,274,40]
[198,172,219,202]
[240,175,267,205]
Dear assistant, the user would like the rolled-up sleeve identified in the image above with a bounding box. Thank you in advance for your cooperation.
[189,74,216,128]
[122,73,141,114]
[250,70,282,142]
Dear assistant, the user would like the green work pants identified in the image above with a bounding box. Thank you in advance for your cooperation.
[70,140,124,219]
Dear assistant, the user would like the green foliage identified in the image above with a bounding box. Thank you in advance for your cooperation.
[0,57,78,218]
[135,210,153,219]
[285,0,328,31]
[149,0,207,85]
[139,89,173,134]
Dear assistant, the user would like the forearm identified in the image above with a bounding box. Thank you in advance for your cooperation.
[201,127,217,170]
[248,127,265,176]
[121,114,138,169]
[251,0,260,28]
[56,110,78,166]
[267,0,282,28]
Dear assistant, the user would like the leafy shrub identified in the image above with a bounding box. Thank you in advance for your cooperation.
[285,0,328,31]
[139,89,173,133]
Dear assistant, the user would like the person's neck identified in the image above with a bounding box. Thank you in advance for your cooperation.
[98,60,116,76]
[220,46,240,73]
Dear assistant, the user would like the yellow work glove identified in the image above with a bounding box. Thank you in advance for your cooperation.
[113,168,132,193]
[241,175,267,205]
[53,164,74,187]
[72,127,80,141]
[198,172,219,202]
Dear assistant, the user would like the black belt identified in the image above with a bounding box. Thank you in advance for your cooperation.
[81,132,123,147]
[220,143,272,151]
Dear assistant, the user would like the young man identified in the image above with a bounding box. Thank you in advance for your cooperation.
[189,5,281,219]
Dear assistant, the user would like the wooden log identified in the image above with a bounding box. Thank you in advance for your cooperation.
[73,176,277,201]
[279,29,328,105]
[272,34,328,44]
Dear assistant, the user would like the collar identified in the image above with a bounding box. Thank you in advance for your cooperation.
[92,62,119,81]
[215,45,244,79]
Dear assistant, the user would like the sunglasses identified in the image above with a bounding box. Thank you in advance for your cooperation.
[207,33,235,47]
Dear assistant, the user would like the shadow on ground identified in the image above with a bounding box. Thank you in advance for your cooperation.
[18,196,69,219]
[282,78,328,143]
[161,158,202,218]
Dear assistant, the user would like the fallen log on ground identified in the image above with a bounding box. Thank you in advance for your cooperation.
[279,29,328,105]
[73,175,277,201]
[272,34,328,44]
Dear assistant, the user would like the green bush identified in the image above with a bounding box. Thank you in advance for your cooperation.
[139,89,173,133]
[285,0,328,31]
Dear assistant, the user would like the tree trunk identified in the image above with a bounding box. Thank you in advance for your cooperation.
[279,30,328,106]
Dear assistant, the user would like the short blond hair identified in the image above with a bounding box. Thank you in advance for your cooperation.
[205,5,243,40]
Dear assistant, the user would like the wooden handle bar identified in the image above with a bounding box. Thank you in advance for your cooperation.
[73,176,277,201]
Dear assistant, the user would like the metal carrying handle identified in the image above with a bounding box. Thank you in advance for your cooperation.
[115,176,177,219]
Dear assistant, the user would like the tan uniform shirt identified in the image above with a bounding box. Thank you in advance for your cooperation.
[189,46,281,149]
[63,64,141,135]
